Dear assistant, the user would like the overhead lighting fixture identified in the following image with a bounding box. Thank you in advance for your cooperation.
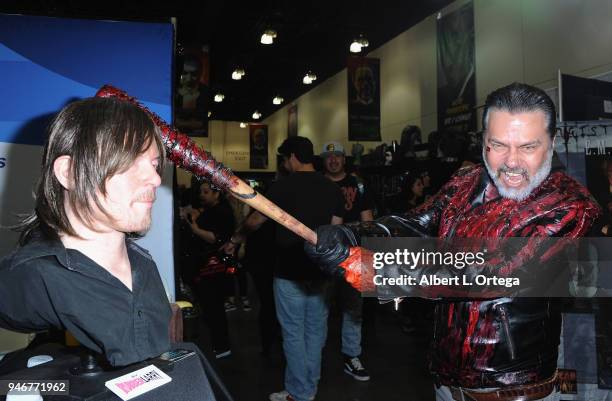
[260,29,277,45]
[214,92,225,102]
[239,122,247,128]
[350,35,369,53]
[252,110,262,119]
[208,111,212,118]
[273,95,284,105]
[232,68,246,80]
[302,72,317,85]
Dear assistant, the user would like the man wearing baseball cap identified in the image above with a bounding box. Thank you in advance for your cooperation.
[321,141,374,381]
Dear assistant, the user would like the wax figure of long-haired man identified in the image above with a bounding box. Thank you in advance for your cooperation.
[0,97,172,367]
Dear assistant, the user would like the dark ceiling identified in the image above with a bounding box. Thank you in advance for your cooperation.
[1,0,452,122]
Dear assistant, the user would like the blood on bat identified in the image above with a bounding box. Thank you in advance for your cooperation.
[95,85,237,192]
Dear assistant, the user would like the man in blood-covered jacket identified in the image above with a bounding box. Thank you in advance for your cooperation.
[306,82,601,401]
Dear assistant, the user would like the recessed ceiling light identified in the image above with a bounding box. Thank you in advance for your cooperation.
[260,29,277,45]
[302,72,317,84]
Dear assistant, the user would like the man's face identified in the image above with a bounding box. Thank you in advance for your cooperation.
[483,110,553,201]
[323,153,345,175]
[199,183,219,207]
[94,143,162,233]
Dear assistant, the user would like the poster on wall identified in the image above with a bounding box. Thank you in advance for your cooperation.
[288,104,298,137]
[250,124,268,169]
[436,1,476,134]
[175,44,210,137]
[347,56,381,141]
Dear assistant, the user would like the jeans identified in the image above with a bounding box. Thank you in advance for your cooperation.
[334,278,363,357]
[274,278,329,401]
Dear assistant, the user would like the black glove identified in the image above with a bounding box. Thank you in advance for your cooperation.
[304,225,358,278]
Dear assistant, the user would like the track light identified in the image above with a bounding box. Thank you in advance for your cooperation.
[273,96,284,105]
[260,29,277,45]
[214,92,224,102]
[208,111,212,118]
[252,110,262,119]
[302,72,317,85]
[240,122,247,128]
[232,68,246,80]
[350,35,369,53]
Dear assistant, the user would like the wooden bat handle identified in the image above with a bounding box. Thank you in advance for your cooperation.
[228,179,317,245]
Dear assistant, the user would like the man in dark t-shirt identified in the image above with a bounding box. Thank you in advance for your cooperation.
[321,141,374,382]
[225,136,344,401]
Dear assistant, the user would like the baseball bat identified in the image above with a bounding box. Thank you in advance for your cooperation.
[95,85,317,245]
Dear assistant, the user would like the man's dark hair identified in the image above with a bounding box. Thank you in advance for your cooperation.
[482,82,556,138]
[17,97,165,244]
[277,136,314,164]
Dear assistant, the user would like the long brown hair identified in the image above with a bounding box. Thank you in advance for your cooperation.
[17,97,165,244]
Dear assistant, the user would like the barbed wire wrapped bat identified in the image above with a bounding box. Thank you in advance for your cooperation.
[96,85,316,245]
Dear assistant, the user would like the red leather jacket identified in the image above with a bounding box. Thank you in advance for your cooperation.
[404,165,600,388]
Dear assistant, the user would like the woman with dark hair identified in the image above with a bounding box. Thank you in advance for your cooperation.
[184,181,236,358]
[387,172,425,214]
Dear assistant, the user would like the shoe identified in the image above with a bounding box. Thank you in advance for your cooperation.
[269,390,314,401]
[214,349,231,359]
[241,296,252,311]
[269,390,295,401]
[224,301,237,312]
[344,356,370,381]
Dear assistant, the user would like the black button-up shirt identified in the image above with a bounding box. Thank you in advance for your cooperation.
[0,236,171,366]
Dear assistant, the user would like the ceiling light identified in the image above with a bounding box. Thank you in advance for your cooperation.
[232,68,246,80]
[302,72,317,85]
[273,96,284,105]
[260,29,277,45]
[350,35,369,53]
[252,110,262,119]
[214,92,224,102]
[208,111,212,118]
[240,122,247,128]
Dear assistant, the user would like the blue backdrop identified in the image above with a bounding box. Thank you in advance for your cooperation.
[0,14,176,299]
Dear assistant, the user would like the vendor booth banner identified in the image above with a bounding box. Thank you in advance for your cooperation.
[347,57,381,141]
[249,124,268,169]
[436,1,476,134]
[175,44,210,137]
[0,14,176,300]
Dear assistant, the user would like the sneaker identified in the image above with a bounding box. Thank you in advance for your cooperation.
[241,296,252,311]
[269,390,314,401]
[224,301,237,312]
[214,349,232,359]
[269,390,295,401]
[344,356,370,381]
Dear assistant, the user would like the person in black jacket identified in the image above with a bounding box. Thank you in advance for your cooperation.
[306,83,601,401]
[184,181,236,358]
